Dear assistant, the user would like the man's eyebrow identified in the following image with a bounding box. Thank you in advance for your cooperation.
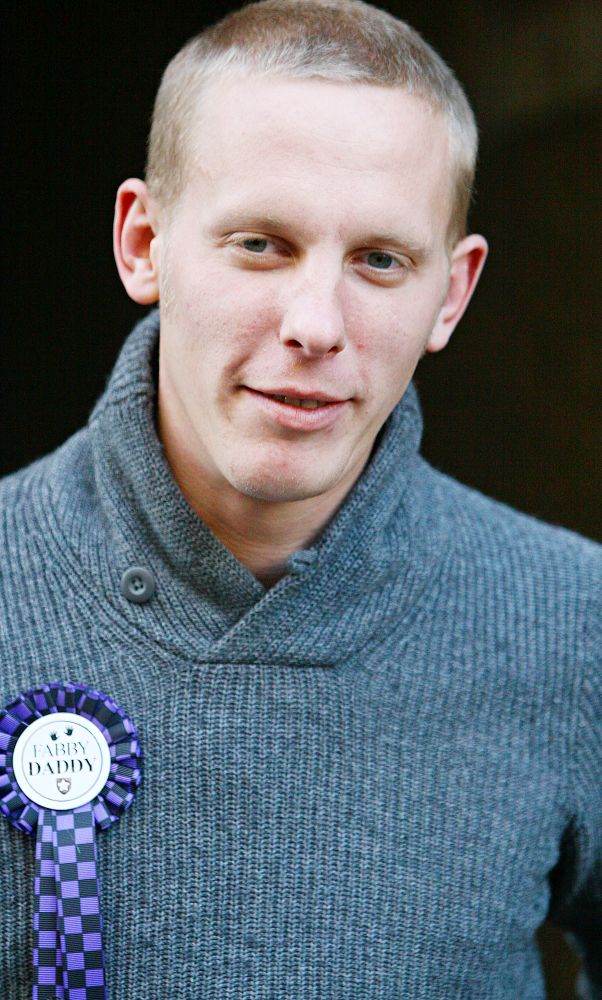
[211,213,432,261]
[211,212,291,234]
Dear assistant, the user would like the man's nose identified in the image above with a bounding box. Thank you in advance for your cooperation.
[279,273,347,358]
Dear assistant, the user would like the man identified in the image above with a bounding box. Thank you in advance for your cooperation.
[0,1,599,998]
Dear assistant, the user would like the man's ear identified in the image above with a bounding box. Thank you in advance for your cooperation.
[113,179,161,304]
[426,234,488,353]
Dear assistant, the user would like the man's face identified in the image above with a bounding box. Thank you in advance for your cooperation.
[154,76,454,503]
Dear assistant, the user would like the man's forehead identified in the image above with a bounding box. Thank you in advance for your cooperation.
[192,73,449,172]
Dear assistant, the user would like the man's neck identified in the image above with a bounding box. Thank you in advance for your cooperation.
[179,477,347,588]
[157,405,363,589]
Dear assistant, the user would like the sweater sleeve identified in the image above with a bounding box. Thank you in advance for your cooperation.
[548,589,602,999]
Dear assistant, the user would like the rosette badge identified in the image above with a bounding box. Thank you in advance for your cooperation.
[0,682,143,1000]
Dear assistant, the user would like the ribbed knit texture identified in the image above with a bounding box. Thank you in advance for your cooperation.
[1,309,600,1000]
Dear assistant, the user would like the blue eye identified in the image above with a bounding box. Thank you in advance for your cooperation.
[366,251,397,270]
[242,238,269,253]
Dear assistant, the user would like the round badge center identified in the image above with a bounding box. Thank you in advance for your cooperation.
[11,712,111,810]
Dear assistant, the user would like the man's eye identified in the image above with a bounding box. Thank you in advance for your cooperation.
[240,238,271,253]
[227,234,287,266]
[364,251,399,270]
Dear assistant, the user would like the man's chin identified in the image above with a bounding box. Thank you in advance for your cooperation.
[230,475,329,504]
[225,462,342,505]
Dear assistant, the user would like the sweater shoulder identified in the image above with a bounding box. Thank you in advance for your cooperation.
[416,461,601,662]
[1,426,92,502]
[0,428,97,576]
[420,463,600,750]
[422,460,601,575]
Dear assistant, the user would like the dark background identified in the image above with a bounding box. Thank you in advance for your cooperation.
[2,2,600,996]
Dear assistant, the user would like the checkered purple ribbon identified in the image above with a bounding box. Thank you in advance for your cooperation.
[0,682,143,1000]
[34,805,105,999]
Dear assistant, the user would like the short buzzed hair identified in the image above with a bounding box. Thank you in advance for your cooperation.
[146,0,478,246]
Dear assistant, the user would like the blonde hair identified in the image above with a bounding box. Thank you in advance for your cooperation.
[146,0,478,245]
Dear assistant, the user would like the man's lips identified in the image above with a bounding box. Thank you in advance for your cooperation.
[245,386,351,405]
[241,386,351,429]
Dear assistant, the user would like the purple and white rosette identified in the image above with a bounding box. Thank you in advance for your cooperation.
[0,682,142,1000]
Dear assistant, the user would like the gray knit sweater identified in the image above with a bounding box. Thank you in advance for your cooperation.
[1,309,600,1000]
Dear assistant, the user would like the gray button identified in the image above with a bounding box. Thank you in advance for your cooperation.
[120,566,156,604]
[288,549,318,573]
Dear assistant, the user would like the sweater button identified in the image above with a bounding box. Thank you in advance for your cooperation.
[288,549,318,573]
[120,566,156,604]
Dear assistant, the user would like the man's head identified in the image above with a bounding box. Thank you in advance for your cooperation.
[114,0,487,510]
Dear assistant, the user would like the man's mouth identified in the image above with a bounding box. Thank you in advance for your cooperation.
[242,387,350,430]
[263,394,330,409]
[247,386,348,409]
